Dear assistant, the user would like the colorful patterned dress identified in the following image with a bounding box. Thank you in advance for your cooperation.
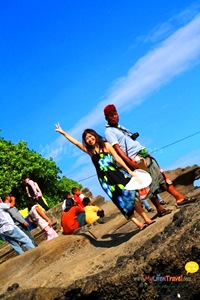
[91,152,136,220]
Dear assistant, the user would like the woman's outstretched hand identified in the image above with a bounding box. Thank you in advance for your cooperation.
[55,123,64,134]
[55,123,84,151]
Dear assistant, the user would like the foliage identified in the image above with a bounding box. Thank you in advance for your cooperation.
[0,136,82,209]
[56,176,82,201]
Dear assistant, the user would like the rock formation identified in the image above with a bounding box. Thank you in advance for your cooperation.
[0,165,199,300]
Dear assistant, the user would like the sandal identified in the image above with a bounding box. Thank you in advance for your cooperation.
[157,209,172,217]
[147,220,156,226]
[144,220,156,226]
[139,224,148,231]
[177,197,197,206]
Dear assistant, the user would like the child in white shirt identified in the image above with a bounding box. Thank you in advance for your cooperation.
[28,199,58,241]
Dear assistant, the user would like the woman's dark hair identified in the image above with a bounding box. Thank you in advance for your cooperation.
[82,129,105,153]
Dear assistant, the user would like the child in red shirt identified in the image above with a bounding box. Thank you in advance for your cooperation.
[61,198,86,234]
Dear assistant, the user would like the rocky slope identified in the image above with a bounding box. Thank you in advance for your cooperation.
[0,165,200,300]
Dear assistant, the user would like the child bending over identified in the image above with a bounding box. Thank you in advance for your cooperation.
[28,199,58,241]
[82,197,105,225]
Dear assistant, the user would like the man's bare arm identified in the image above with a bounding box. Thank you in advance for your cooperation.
[113,144,138,170]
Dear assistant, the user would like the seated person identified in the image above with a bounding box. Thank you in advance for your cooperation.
[71,187,85,208]
[61,192,74,211]
[82,197,105,225]
[61,198,86,234]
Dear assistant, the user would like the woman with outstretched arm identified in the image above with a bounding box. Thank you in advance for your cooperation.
[55,124,155,231]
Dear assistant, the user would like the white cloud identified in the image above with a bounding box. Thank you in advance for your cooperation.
[142,3,200,43]
[45,11,200,188]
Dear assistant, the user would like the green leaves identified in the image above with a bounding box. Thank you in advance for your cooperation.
[0,136,81,209]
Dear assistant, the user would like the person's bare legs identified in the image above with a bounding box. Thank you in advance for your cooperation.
[134,200,154,225]
[130,214,145,230]
[161,172,195,203]
[165,185,184,202]
[150,196,172,217]
[130,200,154,230]
[164,184,197,205]
[161,173,185,202]
[150,196,164,212]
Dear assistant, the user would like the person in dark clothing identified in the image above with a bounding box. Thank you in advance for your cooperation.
[22,175,49,211]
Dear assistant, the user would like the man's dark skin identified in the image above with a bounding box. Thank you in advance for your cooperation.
[104,108,193,215]
[105,111,139,169]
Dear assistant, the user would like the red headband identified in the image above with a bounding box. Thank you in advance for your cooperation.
[104,104,117,116]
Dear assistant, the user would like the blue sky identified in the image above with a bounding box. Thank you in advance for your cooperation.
[1,0,200,198]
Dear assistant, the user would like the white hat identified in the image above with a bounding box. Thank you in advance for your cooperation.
[124,169,152,190]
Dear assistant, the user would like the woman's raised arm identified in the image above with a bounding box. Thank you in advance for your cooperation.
[55,123,87,153]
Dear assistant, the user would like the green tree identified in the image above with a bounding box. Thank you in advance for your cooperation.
[0,136,81,209]
[57,176,82,198]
